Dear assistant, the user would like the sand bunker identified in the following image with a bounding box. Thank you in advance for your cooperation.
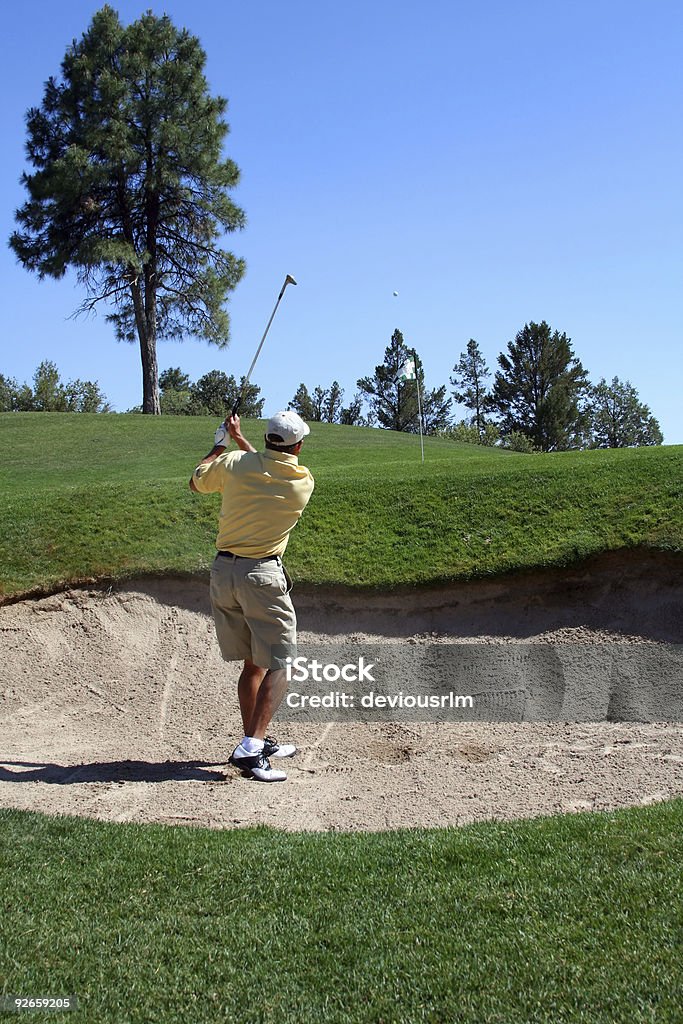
[0,550,681,831]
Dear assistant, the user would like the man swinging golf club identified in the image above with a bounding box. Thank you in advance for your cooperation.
[190,409,314,782]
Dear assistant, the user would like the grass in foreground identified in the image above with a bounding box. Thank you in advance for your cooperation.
[0,413,681,596]
[1,802,682,1023]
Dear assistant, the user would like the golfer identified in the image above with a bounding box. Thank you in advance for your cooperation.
[190,410,314,782]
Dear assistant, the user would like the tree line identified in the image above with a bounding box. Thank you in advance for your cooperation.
[283,324,662,452]
[0,361,111,413]
[2,320,663,452]
[152,368,264,418]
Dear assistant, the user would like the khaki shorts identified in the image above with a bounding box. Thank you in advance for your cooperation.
[209,553,296,670]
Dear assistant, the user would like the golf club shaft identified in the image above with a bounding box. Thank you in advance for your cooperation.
[232,275,297,416]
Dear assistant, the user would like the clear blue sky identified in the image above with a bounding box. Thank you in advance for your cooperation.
[2,0,681,441]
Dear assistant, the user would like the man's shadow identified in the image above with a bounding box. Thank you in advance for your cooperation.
[0,760,229,784]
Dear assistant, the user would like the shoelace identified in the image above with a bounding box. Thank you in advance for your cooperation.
[232,747,270,768]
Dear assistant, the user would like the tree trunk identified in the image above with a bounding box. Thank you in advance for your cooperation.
[131,279,160,414]
[140,329,160,414]
[143,261,160,415]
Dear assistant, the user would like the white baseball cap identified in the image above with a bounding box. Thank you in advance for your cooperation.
[265,410,311,447]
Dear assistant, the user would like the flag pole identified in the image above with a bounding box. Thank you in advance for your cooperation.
[413,348,424,464]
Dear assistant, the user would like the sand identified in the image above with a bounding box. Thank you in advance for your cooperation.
[0,550,681,832]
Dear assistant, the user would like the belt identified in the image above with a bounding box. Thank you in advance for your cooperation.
[216,550,279,562]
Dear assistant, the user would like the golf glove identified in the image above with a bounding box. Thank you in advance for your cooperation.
[214,423,229,447]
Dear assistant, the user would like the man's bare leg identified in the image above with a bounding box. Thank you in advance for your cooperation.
[231,663,291,780]
[246,668,289,739]
[238,660,289,739]
[237,659,267,734]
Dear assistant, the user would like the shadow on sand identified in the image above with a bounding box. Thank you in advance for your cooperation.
[0,759,228,785]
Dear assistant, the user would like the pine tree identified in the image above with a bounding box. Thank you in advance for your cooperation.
[491,321,589,451]
[311,386,328,422]
[450,339,492,434]
[10,6,245,413]
[289,384,315,421]
[421,386,452,436]
[340,394,365,426]
[289,380,344,423]
[324,381,344,423]
[358,331,451,434]
[588,378,663,448]
[357,329,419,431]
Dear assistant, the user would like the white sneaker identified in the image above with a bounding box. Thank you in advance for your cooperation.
[263,735,297,759]
[229,745,287,782]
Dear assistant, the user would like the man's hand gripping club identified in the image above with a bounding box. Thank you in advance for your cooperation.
[189,415,256,492]
[214,414,256,454]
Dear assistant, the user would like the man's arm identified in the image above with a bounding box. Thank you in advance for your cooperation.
[188,414,255,492]
[189,444,225,492]
[228,413,256,454]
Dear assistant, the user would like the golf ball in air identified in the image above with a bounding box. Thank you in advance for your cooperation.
[393,291,399,296]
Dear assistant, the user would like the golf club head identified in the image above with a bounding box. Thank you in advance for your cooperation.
[285,274,297,287]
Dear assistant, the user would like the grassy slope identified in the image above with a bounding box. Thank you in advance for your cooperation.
[1,412,681,596]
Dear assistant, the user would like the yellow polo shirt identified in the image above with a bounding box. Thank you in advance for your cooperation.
[192,449,314,558]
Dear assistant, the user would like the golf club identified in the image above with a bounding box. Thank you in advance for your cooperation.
[231,274,298,416]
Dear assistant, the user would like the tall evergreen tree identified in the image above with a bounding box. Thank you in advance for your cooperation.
[407,351,452,435]
[358,331,451,435]
[9,6,245,413]
[491,321,589,451]
[339,394,365,426]
[289,383,315,421]
[324,381,344,423]
[357,329,419,432]
[587,377,663,448]
[311,386,328,422]
[289,380,344,423]
[420,385,452,436]
[450,339,492,434]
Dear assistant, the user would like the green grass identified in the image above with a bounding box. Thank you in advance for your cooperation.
[1,413,681,596]
[1,803,682,1023]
